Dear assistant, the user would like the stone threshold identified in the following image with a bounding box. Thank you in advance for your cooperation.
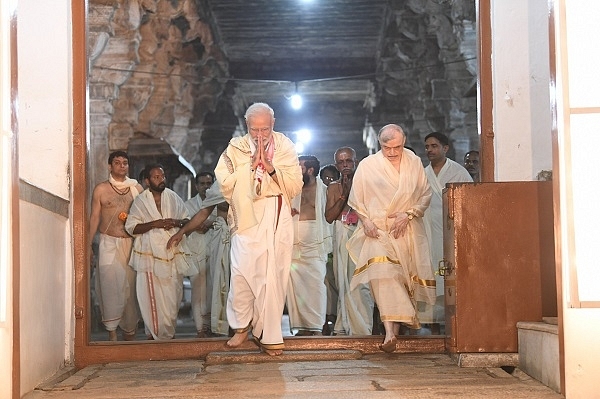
[205,349,363,365]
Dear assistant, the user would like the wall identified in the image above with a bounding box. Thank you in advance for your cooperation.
[0,2,16,397]
[17,0,74,395]
[491,0,553,181]
[554,1,600,397]
[18,202,71,392]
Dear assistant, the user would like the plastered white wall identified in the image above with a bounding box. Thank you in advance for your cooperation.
[1,0,16,396]
[491,0,553,181]
[19,202,70,393]
[17,0,71,200]
[555,1,600,397]
[16,0,73,395]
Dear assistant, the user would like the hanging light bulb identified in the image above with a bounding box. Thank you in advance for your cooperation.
[291,82,302,110]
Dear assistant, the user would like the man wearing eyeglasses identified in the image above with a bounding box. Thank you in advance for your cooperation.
[214,102,303,356]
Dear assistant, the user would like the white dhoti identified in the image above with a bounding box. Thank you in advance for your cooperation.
[227,196,293,349]
[333,221,374,335]
[286,220,327,332]
[95,234,139,334]
[210,216,231,335]
[126,188,196,340]
[137,269,183,340]
[349,230,420,328]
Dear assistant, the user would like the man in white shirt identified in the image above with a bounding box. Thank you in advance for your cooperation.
[423,132,472,330]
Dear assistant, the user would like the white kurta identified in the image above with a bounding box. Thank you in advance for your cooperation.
[125,188,196,340]
[423,158,472,323]
[215,132,303,350]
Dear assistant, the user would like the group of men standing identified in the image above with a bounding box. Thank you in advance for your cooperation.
[90,101,478,355]
[90,157,230,341]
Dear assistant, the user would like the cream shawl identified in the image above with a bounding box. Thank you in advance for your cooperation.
[214,131,303,235]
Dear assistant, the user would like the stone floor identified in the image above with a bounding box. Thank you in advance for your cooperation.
[25,352,564,398]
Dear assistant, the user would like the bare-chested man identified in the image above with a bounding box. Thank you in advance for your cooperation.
[287,155,331,336]
[325,147,374,336]
[89,150,143,341]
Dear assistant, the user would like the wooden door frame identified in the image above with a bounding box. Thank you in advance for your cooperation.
[71,1,494,368]
[477,0,495,182]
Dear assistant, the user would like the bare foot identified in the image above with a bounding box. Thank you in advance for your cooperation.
[226,332,247,348]
[264,349,283,356]
[108,330,118,341]
[379,336,397,353]
[123,332,136,341]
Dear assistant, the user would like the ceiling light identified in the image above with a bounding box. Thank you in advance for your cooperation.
[291,94,302,110]
[290,82,302,110]
[295,142,305,154]
[295,129,311,143]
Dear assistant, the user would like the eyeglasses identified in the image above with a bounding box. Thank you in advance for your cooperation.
[249,127,271,134]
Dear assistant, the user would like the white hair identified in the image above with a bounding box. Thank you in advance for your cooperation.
[378,124,405,143]
[244,102,275,120]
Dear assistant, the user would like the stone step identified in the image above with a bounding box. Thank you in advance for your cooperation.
[205,349,362,365]
[517,320,560,393]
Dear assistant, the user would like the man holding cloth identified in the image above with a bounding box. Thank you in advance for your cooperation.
[125,164,197,340]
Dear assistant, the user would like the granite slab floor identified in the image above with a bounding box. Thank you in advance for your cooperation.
[24,352,564,399]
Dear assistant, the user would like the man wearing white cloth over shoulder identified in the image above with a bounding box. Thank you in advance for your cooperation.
[125,164,197,340]
[347,124,436,353]
[215,102,302,356]
[423,132,472,330]
[287,155,332,336]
